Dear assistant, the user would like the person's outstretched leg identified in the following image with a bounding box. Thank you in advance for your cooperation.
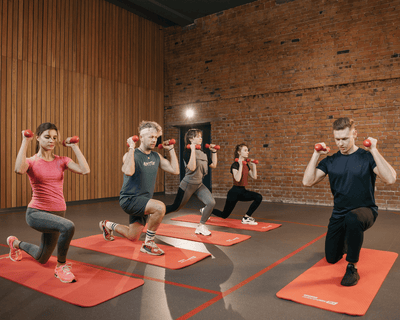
[211,187,239,219]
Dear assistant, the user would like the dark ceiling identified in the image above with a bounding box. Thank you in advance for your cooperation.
[106,0,258,27]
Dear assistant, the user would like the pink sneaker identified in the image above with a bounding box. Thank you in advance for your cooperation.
[54,263,76,283]
[6,236,22,262]
[99,220,114,241]
[140,241,164,256]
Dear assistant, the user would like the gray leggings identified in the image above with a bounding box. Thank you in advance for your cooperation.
[166,181,216,224]
[19,207,75,264]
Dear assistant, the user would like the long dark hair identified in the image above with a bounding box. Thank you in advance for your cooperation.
[234,143,248,159]
[35,122,59,153]
[184,128,202,146]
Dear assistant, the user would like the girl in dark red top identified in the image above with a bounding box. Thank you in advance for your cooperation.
[211,143,262,224]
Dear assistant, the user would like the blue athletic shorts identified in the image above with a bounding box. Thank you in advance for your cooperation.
[119,196,150,226]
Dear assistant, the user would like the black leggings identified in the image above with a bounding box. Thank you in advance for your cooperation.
[212,186,262,219]
[325,207,377,264]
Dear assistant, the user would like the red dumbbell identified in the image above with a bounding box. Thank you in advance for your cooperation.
[187,144,201,150]
[315,144,330,153]
[63,136,79,147]
[127,135,139,147]
[158,139,176,149]
[23,129,34,138]
[363,139,371,147]
[246,158,259,164]
[235,158,247,165]
[205,144,220,150]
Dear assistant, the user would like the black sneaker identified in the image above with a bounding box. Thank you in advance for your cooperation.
[341,264,360,286]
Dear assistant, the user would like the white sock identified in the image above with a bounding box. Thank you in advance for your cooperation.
[145,230,156,243]
[106,221,118,231]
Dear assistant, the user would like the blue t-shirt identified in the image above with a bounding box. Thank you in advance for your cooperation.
[317,148,378,218]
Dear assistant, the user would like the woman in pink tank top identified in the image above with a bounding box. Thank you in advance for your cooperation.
[7,122,90,283]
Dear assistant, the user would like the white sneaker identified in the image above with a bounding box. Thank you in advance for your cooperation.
[242,216,258,225]
[195,224,211,236]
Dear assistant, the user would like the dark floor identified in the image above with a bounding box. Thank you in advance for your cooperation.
[0,195,399,320]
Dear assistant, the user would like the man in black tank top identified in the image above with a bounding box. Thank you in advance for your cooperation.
[303,117,396,286]
[99,121,179,255]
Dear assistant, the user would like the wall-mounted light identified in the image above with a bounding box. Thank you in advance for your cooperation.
[186,108,194,118]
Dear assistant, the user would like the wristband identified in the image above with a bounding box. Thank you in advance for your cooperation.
[211,151,217,153]
[168,147,174,151]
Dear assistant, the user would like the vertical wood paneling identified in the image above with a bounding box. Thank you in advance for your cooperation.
[1,0,164,209]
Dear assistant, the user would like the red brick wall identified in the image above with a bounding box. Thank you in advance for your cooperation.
[163,0,400,210]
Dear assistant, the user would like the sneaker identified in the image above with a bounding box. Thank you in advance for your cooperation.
[341,264,360,286]
[140,240,165,256]
[7,236,22,262]
[54,263,76,283]
[195,224,211,236]
[99,220,114,241]
[242,216,258,225]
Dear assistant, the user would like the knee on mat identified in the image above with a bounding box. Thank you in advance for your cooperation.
[326,256,341,264]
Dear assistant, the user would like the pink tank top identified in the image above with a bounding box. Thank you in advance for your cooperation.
[26,154,72,211]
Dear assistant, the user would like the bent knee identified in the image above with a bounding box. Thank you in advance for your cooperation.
[326,256,341,264]
[255,194,263,203]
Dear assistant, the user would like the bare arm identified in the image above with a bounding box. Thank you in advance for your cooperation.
[302,146,328,187]
[249,162,257,179]
[186,144,197,172]
[159,146,180,175]
[367,138,397,184]
[121,137,136,176]
[232,161,243,182]
[66,144,91,175]
[15,131,32,174]
[208,145,218,169]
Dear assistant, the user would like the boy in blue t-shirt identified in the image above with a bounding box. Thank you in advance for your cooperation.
[303,117,396,286]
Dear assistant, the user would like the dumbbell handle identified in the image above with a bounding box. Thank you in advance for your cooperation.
[63,136,79,147]
[187,144,201,150]
[158,139,176,149]
[127,135,139,147]
[315,144,330,152]
[235,158,247,165]
[246,159,259,164]
[205,144,220,150]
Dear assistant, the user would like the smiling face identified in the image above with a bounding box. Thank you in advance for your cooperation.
[333,127,357,155]
[37,129,58,152]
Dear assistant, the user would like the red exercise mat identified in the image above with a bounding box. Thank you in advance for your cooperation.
[276,248,398,316]
[143,223,251,246]
[0,254,143,307]
[71,234,211,269]
[171,214,281,232]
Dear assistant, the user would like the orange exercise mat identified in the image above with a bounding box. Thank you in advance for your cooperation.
[171,214,281,232]
[71,234,211,269]
[143,223,251,246]
[0,254,144,307]
[276,248,398,316]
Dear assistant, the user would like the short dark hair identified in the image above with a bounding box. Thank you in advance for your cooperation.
[333,117,355,131]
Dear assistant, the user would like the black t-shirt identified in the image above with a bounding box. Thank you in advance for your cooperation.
[317,148,378,218]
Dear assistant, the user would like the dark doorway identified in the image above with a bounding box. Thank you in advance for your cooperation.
[178,123,212,191]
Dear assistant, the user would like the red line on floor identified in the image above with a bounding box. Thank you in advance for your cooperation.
[177,231,327,320]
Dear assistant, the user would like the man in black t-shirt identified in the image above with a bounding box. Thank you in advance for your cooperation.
[303,117,396,286]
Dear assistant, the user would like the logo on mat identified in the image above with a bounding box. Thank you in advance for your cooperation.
[178,256,197,263]
[302,294,338,306]
[226,237,240,242]
[262,225,273,229]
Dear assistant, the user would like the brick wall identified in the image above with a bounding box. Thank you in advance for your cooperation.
[163,0,400,210]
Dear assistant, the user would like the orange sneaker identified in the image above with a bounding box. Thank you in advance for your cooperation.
[54,263,76,283]
[6,236,22,262]
[99,220,114,241]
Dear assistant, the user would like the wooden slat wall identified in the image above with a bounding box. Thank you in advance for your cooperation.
[0,0,165,209]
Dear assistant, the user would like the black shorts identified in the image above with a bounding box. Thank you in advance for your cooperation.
[119,196,150,226]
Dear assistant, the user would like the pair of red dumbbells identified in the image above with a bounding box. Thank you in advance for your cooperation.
[315,139,372,152]
[235,158,259,165]
[23,130,79,146]
[186,143,221,150]
[126,136,176,149]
